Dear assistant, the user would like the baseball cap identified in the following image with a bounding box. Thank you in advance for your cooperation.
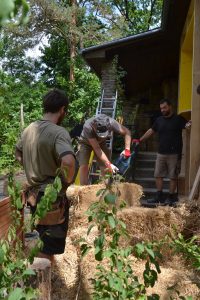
[93,114,110,138]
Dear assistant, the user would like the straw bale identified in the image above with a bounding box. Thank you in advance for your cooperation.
[130,259,200,299]
[66,182,143,212]
[52,185,199,300]
[118,205,187,243]
[183,200,200,240]
[78,250,200,300]
[70,224,98,246]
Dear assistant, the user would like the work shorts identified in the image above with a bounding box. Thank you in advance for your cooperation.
[30,192,70,255]
[77,142,110,167]
[154,153,181,179]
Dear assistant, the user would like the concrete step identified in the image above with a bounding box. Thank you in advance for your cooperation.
[136,159,156,168]
[134,167,155,177]
[134,177,169,189]
[137,151,157,160]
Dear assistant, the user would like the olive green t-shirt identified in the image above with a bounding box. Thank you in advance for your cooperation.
[79,115,122,145]
[16,120,74,187]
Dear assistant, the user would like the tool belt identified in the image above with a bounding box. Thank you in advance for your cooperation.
[37,200,65,226]
[24,187,66,226]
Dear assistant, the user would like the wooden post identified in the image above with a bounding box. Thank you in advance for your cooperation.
[20,103,24,131]
[189,165,200,200]
[29,258,51,300]
[189,0,200,189]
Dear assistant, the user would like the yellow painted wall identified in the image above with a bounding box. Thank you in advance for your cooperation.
[178,13,194,115]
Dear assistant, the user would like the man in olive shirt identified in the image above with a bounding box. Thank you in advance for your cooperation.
[15,89,75,263]
[78,114,132,185]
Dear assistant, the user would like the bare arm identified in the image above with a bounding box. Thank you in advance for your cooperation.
[15,148,23,166]
[140,128,155,142]
[61,154,76,184]
[88,138,110,165]
[117,124,131,150]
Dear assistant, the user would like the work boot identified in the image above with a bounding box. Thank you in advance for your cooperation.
[142,191,166,208]
[165,193,179,207]
[154,190,165,204]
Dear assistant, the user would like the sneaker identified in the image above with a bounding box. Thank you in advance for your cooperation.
[165,193,179,207]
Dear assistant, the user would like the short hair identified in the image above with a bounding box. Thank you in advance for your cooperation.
[43,89,69,113]
[159,98,172,106]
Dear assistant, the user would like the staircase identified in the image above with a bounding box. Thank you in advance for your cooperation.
[133,151,169,199]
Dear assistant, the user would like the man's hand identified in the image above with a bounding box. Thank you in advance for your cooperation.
[185,120,191,129]
[132,138,140,144]
[120,149,131,158]
[105,162,119,174]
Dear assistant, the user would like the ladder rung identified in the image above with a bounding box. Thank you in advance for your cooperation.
[89,173,100,176]
[103,98,115,100]
[101,108,114,111]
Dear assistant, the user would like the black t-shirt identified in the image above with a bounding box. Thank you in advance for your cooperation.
[151,114,187,154]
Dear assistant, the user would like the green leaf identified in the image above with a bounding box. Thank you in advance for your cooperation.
[22,269,36,276]
[81,244,91,257]
[87,224,95,236]
[8,287,24,300]
[147,294,160,300]
[95,250,103,261]
[104,193,116,204]
[108,215,116,229]
[54,176,62,192]
[0,248,4,264]
[118,220,126,229]
[135,243,145,256]
[16,196,23,209]
[96,189,105,196]
[145,247,155,259]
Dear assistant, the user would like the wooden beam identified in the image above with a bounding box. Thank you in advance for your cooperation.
[189,0,200,189]
[189,165,200,200]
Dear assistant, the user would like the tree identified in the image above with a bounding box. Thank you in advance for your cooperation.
[0,0,29,27]
[0,71,46,170]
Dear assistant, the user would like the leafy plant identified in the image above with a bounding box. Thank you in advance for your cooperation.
[171,233,200,271]
[80,178,162,299]
[0,175,62,299]
[0,175,37,300]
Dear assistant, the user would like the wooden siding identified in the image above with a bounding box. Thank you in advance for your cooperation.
[0,197,24,242]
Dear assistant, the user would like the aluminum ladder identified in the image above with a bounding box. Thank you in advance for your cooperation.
[88,90,118,183]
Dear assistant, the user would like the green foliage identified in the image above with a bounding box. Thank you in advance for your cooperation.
[80,180,200,299]
[80,178,162,299]
[0,177,37,299]
[0,0,29,27]
[38,34,100,124]
[0,175,62,298]
[67,67,100,124]
[171,233,200,271]
[0,71,46,173]
[32,176,62,227]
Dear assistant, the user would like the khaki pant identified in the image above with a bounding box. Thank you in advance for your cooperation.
[154,153,181,179]
[77,142,111,166]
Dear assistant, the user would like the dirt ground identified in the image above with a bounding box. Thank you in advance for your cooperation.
[51,183,200,300]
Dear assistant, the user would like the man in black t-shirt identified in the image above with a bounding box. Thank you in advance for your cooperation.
[137,99,191,206]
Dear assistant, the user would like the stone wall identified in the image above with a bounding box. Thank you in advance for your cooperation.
[101,60,116,98]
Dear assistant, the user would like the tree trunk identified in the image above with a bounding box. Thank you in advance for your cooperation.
[29,258,51,300]
[69,0,77,81]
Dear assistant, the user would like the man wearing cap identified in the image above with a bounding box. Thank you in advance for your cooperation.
[78,114,131,185]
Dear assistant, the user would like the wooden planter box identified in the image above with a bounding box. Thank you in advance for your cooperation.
[0,196,24,242]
